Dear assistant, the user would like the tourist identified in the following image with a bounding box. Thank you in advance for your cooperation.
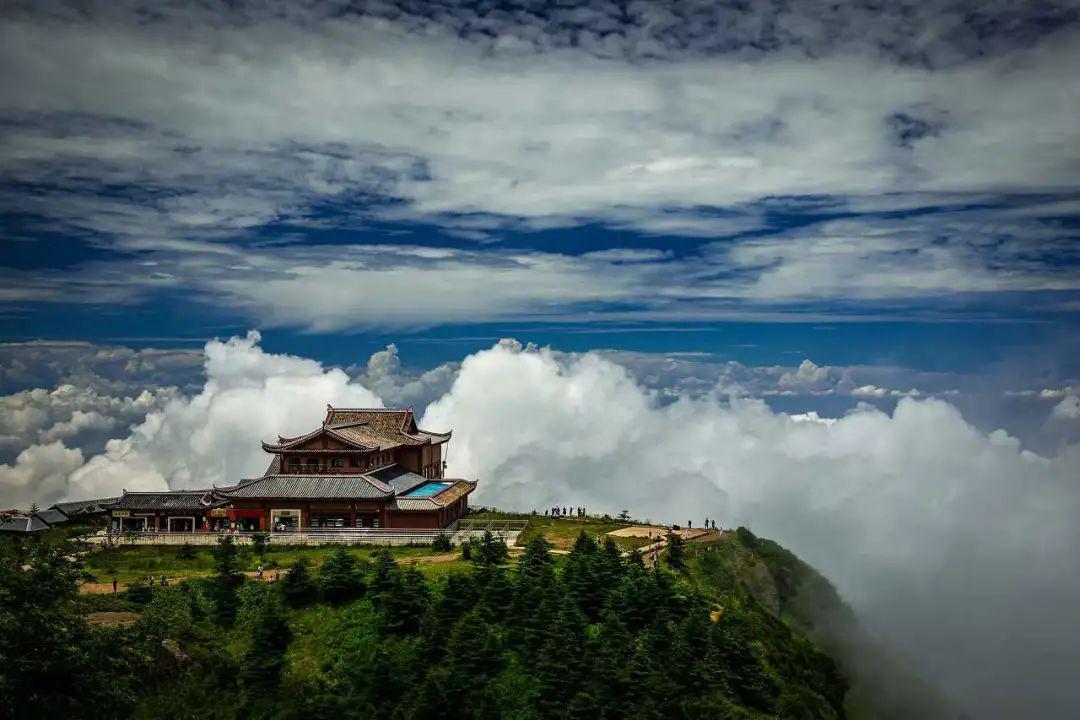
[257,564,264,579]
[112,577,118,594]
[160,575,167,587]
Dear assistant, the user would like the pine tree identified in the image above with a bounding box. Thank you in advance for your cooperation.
[212,534,243,622]
[534,595,589,717]
[283,555,315,605]
[564,530,605,620]
[240,593,292,697]
[665,532,687,571]
[319,547,364,603]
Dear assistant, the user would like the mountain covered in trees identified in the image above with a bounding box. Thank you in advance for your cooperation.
[0,525,950,719]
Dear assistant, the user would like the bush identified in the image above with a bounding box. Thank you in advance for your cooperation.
[432,533,453,552]
[177,543,197,560]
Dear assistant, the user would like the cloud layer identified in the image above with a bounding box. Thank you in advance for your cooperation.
[1,1,1079,331]
[424,339,1080,719]
[1,332,1078,715]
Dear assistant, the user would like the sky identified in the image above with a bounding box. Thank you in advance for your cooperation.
[2,1,1080,718]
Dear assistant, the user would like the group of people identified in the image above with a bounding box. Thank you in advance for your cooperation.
[544,506,587,518]
[256,565,281,583]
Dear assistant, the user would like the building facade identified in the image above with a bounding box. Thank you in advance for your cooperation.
[108,407,475,532]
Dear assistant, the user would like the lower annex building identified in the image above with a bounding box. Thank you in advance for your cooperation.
[107,407,475,532]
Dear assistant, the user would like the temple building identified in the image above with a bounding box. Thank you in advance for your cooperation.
[108,407,475,532]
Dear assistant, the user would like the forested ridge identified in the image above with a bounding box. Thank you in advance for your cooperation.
[1,528,849,720]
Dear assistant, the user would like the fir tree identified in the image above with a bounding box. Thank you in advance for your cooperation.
[665,531,687,571]
[319,547,364,603]
[283,555,315,605]
[240,593,292,699]
[212,534,243,622]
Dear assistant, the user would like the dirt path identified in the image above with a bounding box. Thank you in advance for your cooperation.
[86,611,140,628]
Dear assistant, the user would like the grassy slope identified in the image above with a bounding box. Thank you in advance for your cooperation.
[684,530,961,720]
[84,544,468,584]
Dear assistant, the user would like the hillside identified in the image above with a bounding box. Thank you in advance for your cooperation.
[685,527,959,720]
[1,516,948,719]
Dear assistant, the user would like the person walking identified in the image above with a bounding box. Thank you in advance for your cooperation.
[112,577,118,594]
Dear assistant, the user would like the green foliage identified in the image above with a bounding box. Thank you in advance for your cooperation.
[473,530,508,565]
[176,542,197,560]
[318,547,364,603]
[212,535,244,623]
[432,532,453,552]
[0,535,140,719]
[2,523,852,720]
[250,531,270,559]
[239,590,291,698]
[283,555,315,605]
[666,530,687,570]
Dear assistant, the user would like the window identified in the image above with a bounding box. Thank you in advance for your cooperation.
[306,458,318,468]
[288,456,301,469]
[331,457,344,468]
[350,457,362,468]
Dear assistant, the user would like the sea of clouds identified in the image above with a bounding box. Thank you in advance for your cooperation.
[0,332,1078,717]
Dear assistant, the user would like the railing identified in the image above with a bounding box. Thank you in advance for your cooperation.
[455,519,530,533]
[88,521,527,548]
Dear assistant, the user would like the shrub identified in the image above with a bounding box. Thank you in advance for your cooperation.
[177,543,197,560]
[432,533,453,552]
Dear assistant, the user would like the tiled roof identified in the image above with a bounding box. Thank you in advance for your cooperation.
[324,407,451,450]
[51,498,118,516]
[392,480,476,511]
[35,508,69,525]
[111,491,224,511]
[262,426,378,453]
[368,465,429,495]
[0,514,51,533]
[219,474,393,499]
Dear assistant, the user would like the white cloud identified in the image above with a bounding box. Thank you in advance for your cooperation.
[0,332,383,505]
[1,3,1078,244]
[0,383,178,461]
[423,340,1080,718]
[1052,394,1080,420]
[0,441,85,510]
[778,358,833,388]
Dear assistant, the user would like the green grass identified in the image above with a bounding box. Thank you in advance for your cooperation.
[514,515,630,549]
[84,543,457,584]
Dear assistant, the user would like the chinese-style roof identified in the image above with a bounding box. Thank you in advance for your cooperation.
[219,474,394,499]
[392,480,476,511]
[260,407,451,454]
[110,490,226,511]
[0,514,51,533]
[51,498,118,516]
[262,425,379,454]
[34,508,69,525]
[368,465,430,495]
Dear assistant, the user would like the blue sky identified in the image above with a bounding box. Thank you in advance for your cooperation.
[1,0,1079,377]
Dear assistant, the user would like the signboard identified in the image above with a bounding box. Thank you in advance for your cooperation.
[273,509,300,518]
[111,510,130,517]
[209,508,227,517]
